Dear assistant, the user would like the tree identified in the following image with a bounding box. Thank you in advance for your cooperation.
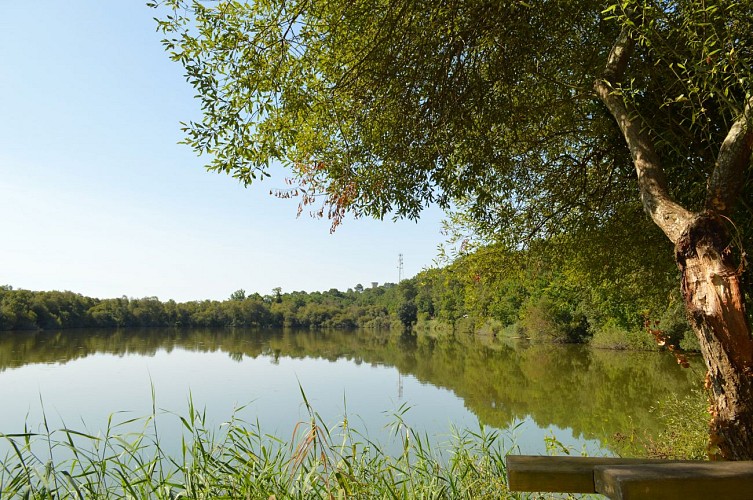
[396,280,418,328]
[155,0,753,458]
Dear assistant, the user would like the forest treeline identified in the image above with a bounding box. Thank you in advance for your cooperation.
[0,230,697,351]
[0,284,397,332]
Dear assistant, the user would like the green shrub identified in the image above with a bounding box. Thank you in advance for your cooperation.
[657,298,695,351]
[590,321,658,351]
[645,388,711,460]
[614,388,711,460]
[519,296,588,343]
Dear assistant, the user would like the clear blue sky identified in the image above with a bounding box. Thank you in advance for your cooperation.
[0,1,447,302]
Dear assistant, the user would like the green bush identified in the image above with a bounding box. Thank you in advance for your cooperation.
[645,388,711,460]
[614,388,711,460]
[519,296,588,343]
[590,321,658,351]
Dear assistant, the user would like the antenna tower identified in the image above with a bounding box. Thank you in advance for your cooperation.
[398,253,404,283]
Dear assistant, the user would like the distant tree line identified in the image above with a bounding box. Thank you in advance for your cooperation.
[1,231,694,351]
[0,283,409,332]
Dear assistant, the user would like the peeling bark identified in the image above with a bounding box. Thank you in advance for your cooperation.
[676,214,753,460]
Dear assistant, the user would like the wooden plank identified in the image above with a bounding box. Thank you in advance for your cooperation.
[595,462,753,500]
[505,455,683,493]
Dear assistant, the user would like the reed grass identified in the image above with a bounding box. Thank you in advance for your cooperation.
[0,389,569,499]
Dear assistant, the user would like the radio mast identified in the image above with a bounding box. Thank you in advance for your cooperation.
[398,253,404,283]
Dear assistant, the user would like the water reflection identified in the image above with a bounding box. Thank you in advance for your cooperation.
[0,328,701,454]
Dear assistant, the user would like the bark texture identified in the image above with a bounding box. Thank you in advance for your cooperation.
[676,214,753,460]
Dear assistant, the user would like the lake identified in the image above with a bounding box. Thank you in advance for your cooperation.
[0,327,702,458]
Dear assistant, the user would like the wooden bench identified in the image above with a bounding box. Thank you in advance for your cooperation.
[506,455,753,499]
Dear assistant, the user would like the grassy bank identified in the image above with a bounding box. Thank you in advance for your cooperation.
[1,383,709,498]
[1,396,528,499]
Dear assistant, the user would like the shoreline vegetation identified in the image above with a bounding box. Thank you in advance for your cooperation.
[1,391,514,499]
[1,385,708,499]
[0,240,701,353]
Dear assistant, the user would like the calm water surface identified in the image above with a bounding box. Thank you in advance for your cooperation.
[0,328,701,456]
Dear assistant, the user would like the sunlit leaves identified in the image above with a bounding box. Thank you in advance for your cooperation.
[153,0,628,232]
[606,0,753,202]
[153,0,752,250]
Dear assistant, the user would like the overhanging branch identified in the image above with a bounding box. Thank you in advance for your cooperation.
[594,28,692,243]
[707,96,753,215]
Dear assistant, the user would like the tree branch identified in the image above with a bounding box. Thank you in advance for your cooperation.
[707,96,753,215]
[602,28,633,83]
[594,28,692,243]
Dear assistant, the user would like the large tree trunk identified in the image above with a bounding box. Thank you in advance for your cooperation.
[676,213,753,460]
[595,29,753,459]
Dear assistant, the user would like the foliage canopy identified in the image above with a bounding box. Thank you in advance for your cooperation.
[154,0,751,246]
